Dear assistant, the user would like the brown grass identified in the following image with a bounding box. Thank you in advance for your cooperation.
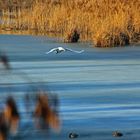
[0,0,140,47]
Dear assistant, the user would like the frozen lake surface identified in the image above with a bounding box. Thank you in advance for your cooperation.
[0,34,140,140]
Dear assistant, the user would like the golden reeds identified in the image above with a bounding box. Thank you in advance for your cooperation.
[0,0,140,47]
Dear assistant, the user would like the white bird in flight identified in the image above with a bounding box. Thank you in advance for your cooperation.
[45,47,84,54]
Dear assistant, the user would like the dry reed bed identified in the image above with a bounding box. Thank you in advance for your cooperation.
[0,0,140,47]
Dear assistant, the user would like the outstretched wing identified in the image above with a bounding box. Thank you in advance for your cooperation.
[65,48,84,53]
[45,48,57,54]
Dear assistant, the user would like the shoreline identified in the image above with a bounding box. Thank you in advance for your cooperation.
[0,29,139,48]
